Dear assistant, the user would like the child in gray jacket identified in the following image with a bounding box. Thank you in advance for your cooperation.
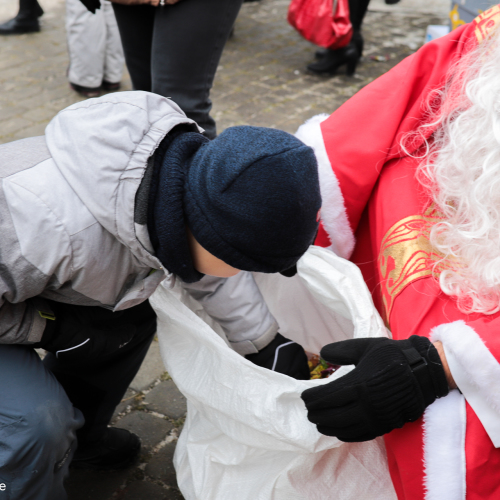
[0,91,320,499]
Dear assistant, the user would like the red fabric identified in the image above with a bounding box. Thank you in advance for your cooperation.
[287,0,352,50]
[314,222,332,248]
[465,403,500,500]
[384,422,425,500]
[319,23,473,234]
[315,9,500,498]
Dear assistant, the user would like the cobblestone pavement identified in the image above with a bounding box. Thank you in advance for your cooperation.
[1,0,448,498]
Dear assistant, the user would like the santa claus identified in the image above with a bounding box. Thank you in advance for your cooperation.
[299,6,500,499]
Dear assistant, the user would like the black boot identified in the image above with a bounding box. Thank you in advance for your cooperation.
[307,42,360,76]
[315,31,364,59]
[0,0,44,35]
[71,428,141,470]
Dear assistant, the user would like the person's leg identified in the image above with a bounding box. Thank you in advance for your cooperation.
[348,0,371,33]
[43,301,156,447]
[0,345,84,500]
[308,0,370,75]
[111,3,155,92]
[151,0,244,139]
[66,0,106,92]
[0,0,44,34]
[348,0,370,54]
[102,0,125,88]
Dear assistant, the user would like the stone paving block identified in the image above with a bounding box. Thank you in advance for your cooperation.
[65,468,129,500]
[23,105,56,122]
[0,105,28,121]
[12,122,48,140]
[129,339,166,392]
[145,441,178,487]
[1,117,33,136]
[112,387,138,421]
[144,380,187,419]
[120,480,183,500]
[117,412,174,450]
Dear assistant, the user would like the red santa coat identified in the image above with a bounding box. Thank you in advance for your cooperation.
[296,6,500,500]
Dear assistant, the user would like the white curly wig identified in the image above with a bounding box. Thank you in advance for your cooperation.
[414,28,500,314]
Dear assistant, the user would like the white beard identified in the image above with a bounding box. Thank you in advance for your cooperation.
[416,29,500,314]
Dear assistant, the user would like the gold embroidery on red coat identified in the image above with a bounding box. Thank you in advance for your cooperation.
[378,206,447,320]
[474,5,500,44]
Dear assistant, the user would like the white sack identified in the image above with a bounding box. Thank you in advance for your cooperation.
[150,246,397,500]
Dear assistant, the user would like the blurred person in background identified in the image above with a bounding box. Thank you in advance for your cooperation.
[110,0,243,140]
[66,0,125,97]
[307,0,398,75]
[78,0,244,139]
[0,0,44,34]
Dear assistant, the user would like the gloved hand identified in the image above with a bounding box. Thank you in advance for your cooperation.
[79,0,101,13]
[301,336,449,442]
[37,300,155,366]
[246,333,310,380]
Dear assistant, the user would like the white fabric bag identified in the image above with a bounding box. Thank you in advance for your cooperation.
[150,246,398,500]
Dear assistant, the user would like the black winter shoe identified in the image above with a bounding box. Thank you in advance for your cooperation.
[307,43,360,76]
[69,82,101,98]
[0,0,44,35]
[102,80,121,92]
[71,428,141,470]
[314,32,364,60]
[0,16,40,34]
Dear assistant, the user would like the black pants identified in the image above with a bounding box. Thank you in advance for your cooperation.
[17,0,43,19]
[349,0,370,33]
[112,0,244,139]
[0,302,155,499]
[43,301,156,443]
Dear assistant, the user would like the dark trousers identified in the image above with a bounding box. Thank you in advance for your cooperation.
[17,0,44,19]
[0,303,156,500]
[43,303,156,443]
[112,0,244,139]
[348,0,370,33]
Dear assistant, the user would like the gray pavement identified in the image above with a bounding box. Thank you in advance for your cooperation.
[1,0,448,498]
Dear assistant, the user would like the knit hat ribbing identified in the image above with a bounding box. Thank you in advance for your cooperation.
[184,126,321,274]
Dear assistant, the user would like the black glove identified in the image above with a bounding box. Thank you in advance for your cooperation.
[79,0,101,13]
[246,333,310,380]
[301,336,449,442]
[37,300,155,366]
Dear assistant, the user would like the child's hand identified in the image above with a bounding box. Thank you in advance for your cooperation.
[245,333,310,380]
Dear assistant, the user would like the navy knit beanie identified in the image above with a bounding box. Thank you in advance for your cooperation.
[184,126,321,274]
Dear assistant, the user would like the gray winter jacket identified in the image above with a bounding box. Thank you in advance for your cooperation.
[0,92,277,349]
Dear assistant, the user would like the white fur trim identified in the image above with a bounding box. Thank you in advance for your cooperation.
[295,114,355,259]
[431,320,500,446]
[423,390,466,500]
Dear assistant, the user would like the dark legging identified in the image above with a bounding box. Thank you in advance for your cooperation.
[112,0,244,139]
[349,0,370,33]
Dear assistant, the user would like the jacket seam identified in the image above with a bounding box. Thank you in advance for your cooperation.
[8,180,75,275]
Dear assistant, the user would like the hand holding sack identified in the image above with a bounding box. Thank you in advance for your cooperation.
[287,0,353,50]
[301,336,449,442]
[246,333,310,380]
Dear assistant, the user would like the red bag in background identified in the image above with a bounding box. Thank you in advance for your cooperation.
[287,0,353,50]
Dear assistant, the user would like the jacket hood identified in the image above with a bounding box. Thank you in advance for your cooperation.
[45,91,201,270]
